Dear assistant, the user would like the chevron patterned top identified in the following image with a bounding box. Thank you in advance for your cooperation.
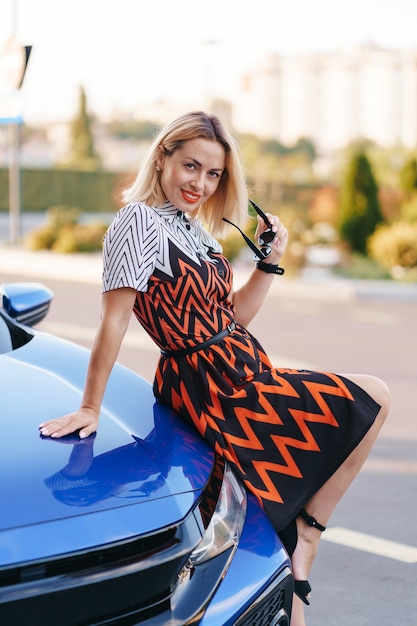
[102,201,222,293]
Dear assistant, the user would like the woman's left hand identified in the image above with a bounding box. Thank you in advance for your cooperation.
[254,213,289,263]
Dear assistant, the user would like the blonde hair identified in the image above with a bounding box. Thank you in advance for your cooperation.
[123,111,249,237]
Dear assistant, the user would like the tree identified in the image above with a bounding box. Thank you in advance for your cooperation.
[338,150,383,254]
[67,86,101,170]
[294,137,316,162]
[400,156,417,197]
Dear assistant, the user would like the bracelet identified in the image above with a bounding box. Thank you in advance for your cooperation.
[256,260,285,275]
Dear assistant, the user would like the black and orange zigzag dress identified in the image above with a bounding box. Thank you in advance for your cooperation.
[103,202,380,532]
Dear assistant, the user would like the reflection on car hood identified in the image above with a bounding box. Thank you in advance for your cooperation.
[0,333,214,565]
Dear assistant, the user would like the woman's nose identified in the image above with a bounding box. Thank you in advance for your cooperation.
[190,171,205,191]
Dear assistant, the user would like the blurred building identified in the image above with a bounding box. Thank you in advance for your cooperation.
[233,44,417,152]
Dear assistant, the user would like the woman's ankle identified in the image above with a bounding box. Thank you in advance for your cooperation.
[290,516,321,581]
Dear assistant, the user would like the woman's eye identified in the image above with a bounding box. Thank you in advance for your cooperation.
[185,163,196,170]
[209,171,219,178]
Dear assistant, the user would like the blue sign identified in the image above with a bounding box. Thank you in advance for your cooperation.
[0,114,23,125]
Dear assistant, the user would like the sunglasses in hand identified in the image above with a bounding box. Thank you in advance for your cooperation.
[222,199,276,260]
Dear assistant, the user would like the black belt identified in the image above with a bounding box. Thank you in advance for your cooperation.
[161,321,236,358]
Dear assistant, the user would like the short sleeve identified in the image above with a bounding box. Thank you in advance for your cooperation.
[102,203,159,293]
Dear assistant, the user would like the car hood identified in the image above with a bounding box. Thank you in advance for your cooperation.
[0,333,214,565]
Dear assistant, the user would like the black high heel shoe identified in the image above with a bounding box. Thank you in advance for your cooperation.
[279,508,326,606]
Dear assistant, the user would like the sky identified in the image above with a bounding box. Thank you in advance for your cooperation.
[1,0,417,125]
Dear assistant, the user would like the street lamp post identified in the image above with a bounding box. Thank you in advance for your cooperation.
[8,121,21,243]
[0,35,31,244]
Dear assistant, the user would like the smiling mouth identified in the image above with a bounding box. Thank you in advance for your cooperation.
[181,190,201,203]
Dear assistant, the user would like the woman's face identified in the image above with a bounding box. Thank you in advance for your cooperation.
[157,138,226,213]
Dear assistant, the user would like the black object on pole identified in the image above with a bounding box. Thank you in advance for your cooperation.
[16,45,31,89]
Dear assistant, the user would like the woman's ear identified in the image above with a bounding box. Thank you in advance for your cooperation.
[155,146,165,171]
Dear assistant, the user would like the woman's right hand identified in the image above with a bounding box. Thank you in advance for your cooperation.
[39,287,137,441]
[39,407,99,439]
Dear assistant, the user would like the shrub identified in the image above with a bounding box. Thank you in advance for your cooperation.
[367,222,417,272]
[52,222,107,253]
[24,206,107,253]
[400,156,417,195]
[400,196,417,223]
[0,167,119,213]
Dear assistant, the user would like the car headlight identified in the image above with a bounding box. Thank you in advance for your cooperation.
[189,463,247,566]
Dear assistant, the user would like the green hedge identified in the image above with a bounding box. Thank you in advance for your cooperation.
[0,167,123,213]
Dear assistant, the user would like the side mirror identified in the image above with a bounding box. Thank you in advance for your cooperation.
[0,282,54,326]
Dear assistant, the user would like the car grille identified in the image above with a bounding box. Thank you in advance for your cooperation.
[234,566,293,626]
[0,528,177,587]
[0,526,184,626]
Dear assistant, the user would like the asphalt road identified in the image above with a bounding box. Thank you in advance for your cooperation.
[2,267,417,626]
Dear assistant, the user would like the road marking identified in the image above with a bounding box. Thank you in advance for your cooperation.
[323,527,417,563]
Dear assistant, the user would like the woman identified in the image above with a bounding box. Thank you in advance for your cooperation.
[39,111,390,626]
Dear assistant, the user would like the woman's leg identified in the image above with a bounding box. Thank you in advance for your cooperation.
[290,374,390,626]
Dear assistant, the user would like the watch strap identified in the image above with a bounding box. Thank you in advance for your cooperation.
[256,260,285,275]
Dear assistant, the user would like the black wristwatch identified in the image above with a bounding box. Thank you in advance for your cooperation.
[256,260,285,275]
